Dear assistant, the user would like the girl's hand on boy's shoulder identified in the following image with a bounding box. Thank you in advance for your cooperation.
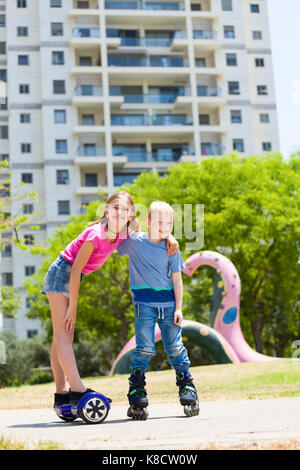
[166,234,179,256]
[174,309,183,326]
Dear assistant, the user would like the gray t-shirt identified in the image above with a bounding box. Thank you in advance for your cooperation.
[117,231,185,307]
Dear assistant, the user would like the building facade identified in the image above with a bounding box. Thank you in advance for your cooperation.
[0,0,279,339]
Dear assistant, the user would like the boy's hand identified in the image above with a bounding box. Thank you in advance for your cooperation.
[174,309,183,326]
[166,234,179,256]
[62,306,77,334]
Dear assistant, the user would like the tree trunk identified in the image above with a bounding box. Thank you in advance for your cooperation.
[251,314,264,353]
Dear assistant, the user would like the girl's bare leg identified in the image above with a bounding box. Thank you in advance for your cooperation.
[47,292,86,393]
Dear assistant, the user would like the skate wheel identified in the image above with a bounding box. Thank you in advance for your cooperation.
[78,395,109,424]
[127,406,149,421]
[184,401,200,417]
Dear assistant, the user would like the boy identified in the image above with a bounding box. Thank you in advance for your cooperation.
[117,201,199,419]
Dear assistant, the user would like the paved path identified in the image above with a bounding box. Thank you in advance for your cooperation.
[1,398,300,449]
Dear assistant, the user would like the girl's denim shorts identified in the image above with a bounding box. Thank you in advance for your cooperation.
[41,255,84,299]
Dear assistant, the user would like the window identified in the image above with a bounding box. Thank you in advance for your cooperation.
[250,4,260,13]
[82,114,94,125]
[3,244,12,257]
[231,110,242,123]
[23,203,33,214]
[224,25,235,39]
[17,0,27,7]
[56,169,69,184]
[0,154,9,161]
[21,173,33,183]
[53,80,65,94]
[17,26,28,37]
[233,139,244,152]
[27,330,38,338]
[55,139,68,153]
[257,85,268,95]
[2,273,13,286]
[85,173,98,187]
[52,51,64,65]
[24,234,34,245]
[58,200,70,215]
[82,143,96,156]
[0,15,5,27]
[222,0,232,11]
[0,126,8,139]
[0,69,7,82]
[18,55,29,65]
[252,30,262,40]
[21,143,31,153]
[20,113,31,123]
[191,3,202,10]
[255,58,265,67]
[199,114,210,125]
[228,81,240,95]
[79,56,92,66]
[25,266,35,276]
[51,23,63,36]
[0,42,6,54]
[262,142,272,151]
[226,53,237,66]
[78,1,90,7]
[50,0,62,6]
[19,84,30,94]
[260,113,270,123]
[54,109,66,123]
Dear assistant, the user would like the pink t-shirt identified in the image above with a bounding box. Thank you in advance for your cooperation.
[60,222,128,274]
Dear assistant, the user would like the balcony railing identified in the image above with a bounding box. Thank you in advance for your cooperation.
[77,146,106,156]
[105,1,185,10]
[106,29,187,46]
[193,30,217,40]
[108,56,189,67]
[75,85,103,96]
[72,27,100,38]
[113,147,194,161]
[110,89,191,103]
[111,114,193,125]
[197,86,222,97]
[201,144,225,156]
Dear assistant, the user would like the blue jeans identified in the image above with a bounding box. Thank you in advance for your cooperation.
[130,303,191,375]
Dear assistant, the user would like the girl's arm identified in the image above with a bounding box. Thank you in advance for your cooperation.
[62,241,94,333]
[172,271,183,326]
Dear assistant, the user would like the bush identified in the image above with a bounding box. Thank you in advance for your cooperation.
[28,370,53,385]
[0,332,50,387]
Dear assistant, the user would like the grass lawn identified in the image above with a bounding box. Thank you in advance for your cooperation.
[0,359,299,410]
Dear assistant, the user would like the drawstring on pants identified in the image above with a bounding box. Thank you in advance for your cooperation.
[158,307,165,320]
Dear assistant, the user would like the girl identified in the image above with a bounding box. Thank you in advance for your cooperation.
[41,191,178,407]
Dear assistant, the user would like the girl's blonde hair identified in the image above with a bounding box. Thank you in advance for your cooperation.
[87,191,140,234]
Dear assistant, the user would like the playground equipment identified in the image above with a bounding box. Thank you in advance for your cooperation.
[110,251,276,375]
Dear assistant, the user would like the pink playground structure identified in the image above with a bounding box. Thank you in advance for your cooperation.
[110,251,276,375]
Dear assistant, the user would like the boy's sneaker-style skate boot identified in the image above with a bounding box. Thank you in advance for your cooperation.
[127,368,149,420]
[176,371,200,417]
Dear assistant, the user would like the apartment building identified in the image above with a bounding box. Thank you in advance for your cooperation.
[0,0,279,339]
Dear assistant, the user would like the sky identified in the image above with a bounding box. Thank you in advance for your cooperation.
[267,0,300,158]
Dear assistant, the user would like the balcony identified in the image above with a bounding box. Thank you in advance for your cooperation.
[111,114,193,126]
[201,144,225,156]
[73,85,104,106]
[70,28,101,48]
[113,146,194,164]
[106,29,188,49]
[197,86,225,107]
[108,55,188,67]
[105,1,185,10]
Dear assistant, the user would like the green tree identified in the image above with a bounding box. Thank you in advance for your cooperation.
[124,152,300,356]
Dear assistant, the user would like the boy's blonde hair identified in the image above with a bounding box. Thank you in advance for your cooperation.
[148,200,174,220]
